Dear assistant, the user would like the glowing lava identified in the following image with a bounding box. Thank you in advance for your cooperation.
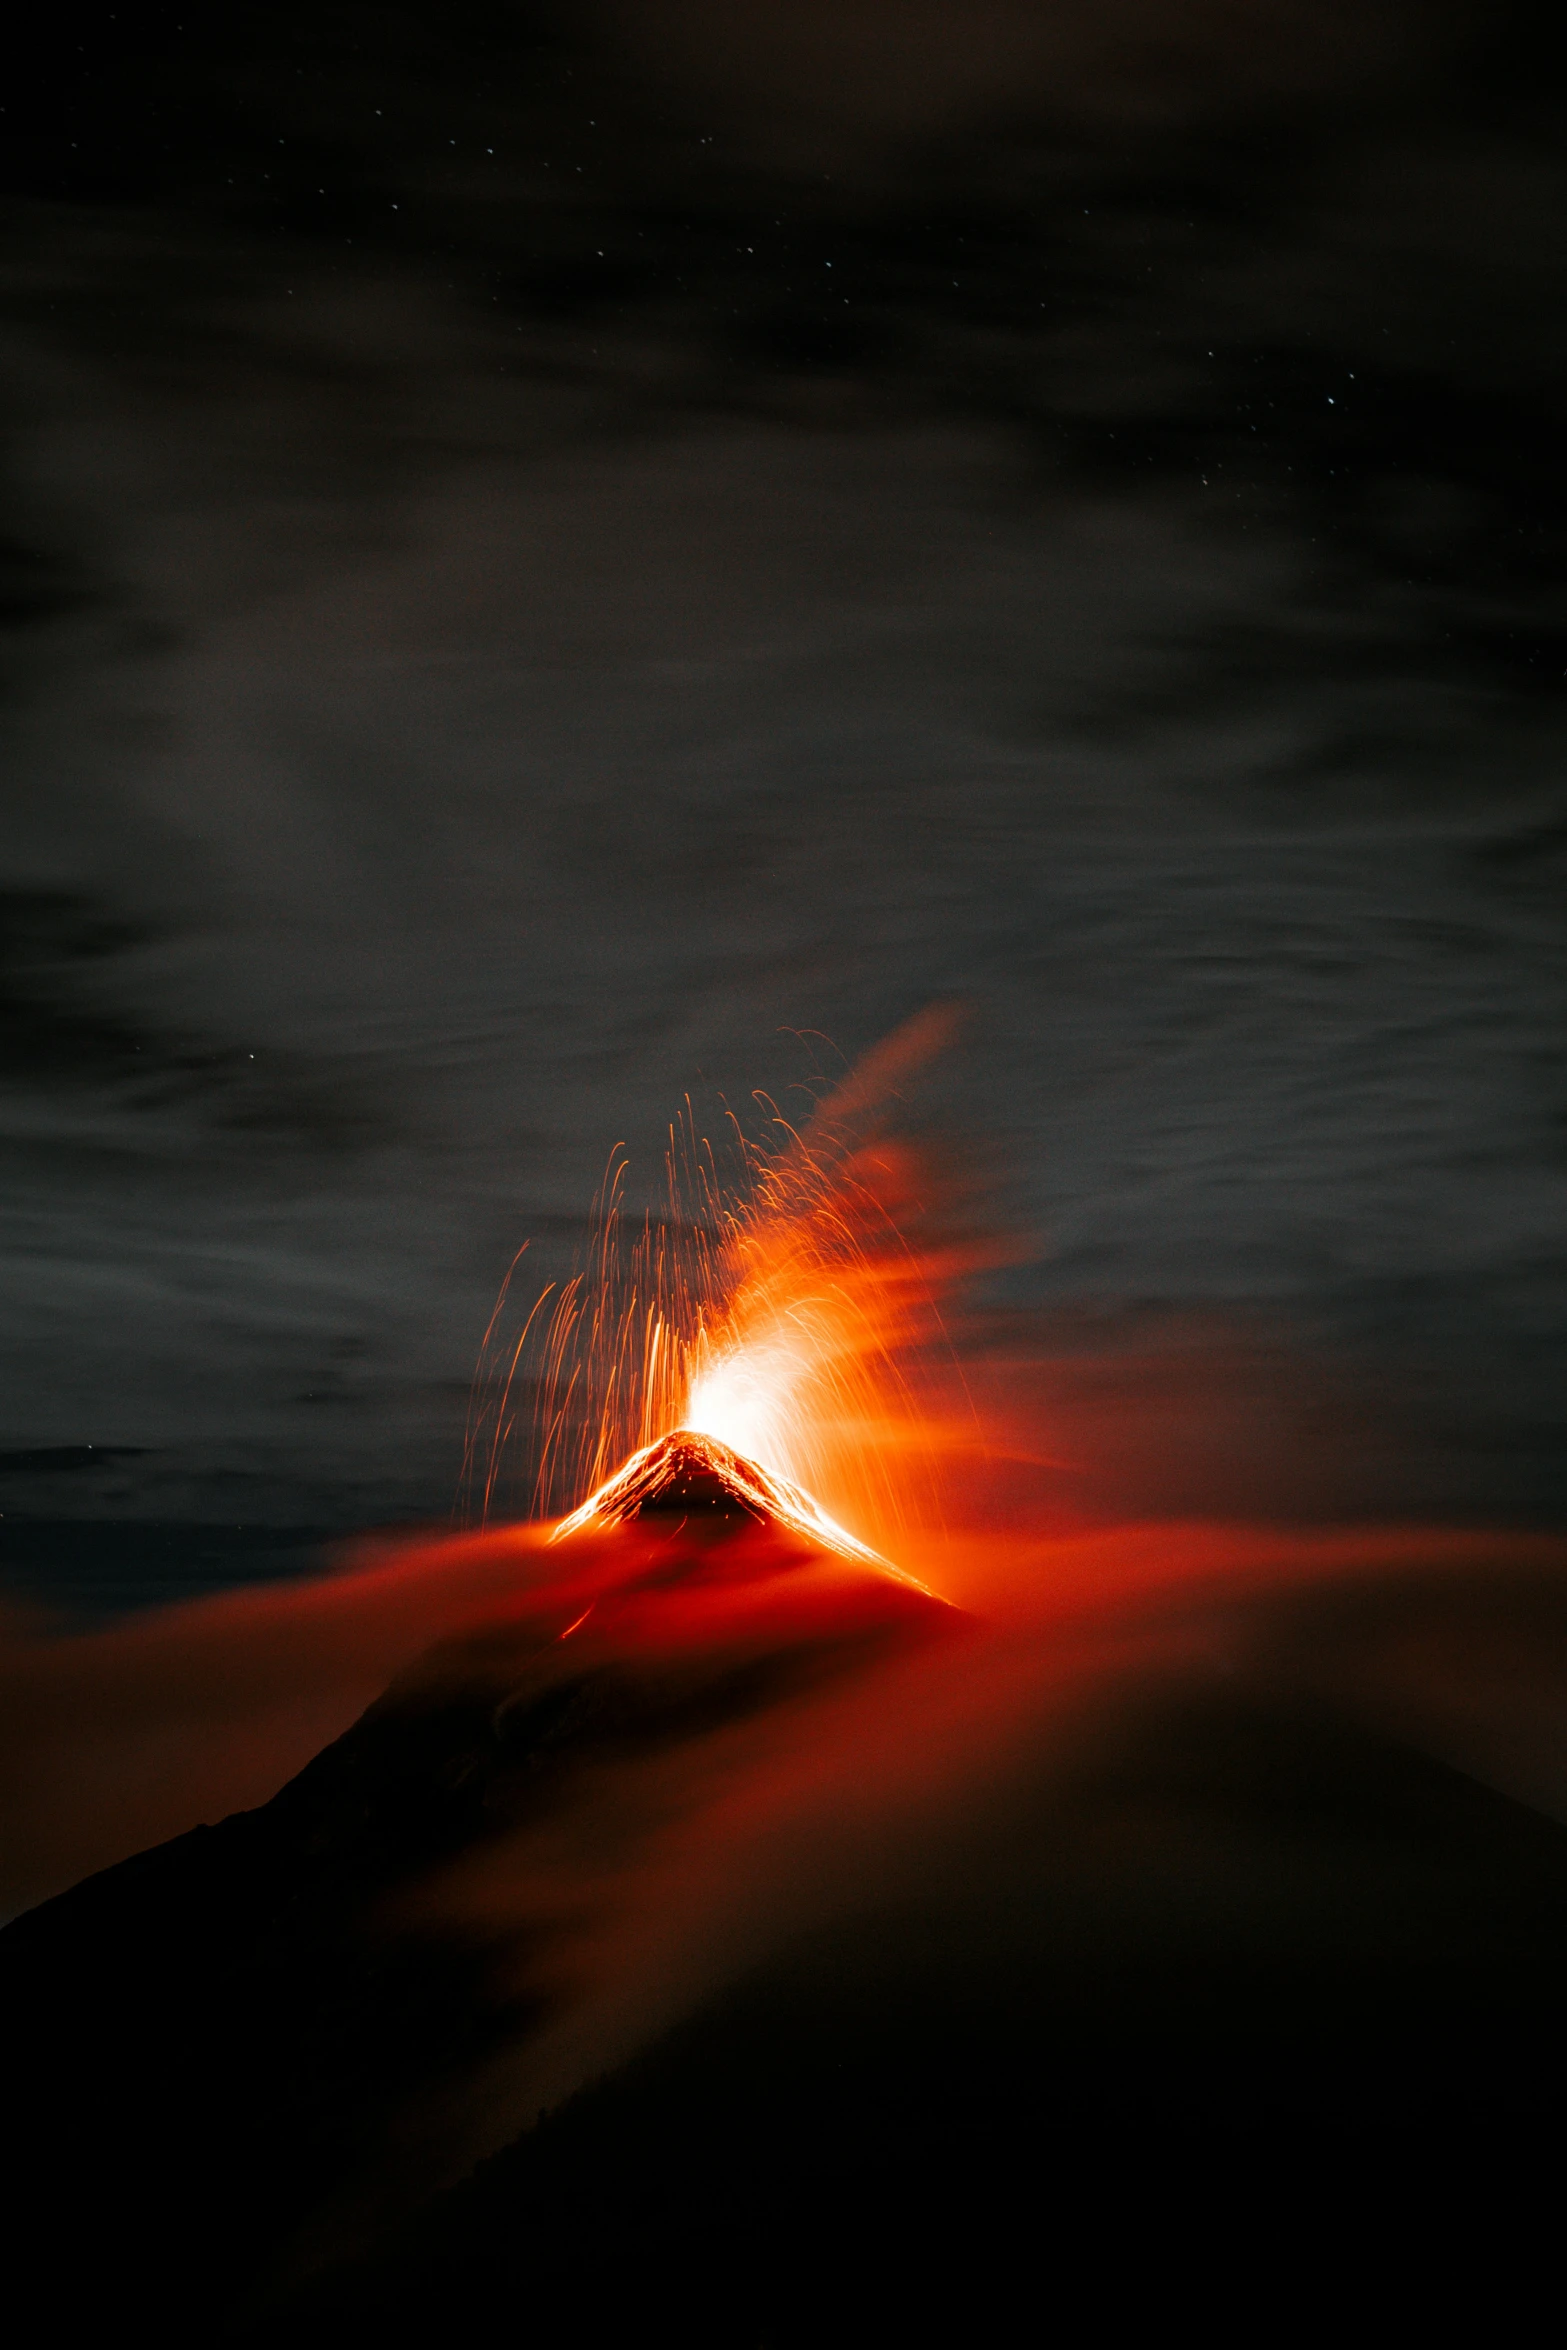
[465,1010,984,1564]
[550,1427,927,1585]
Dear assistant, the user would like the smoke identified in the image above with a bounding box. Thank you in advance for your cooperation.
[7,1314,1566,2316]
[0,1519,643,1917]
[7,1460,1563,2130]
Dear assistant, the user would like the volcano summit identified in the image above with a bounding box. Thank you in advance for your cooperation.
[551,1427,914,1576]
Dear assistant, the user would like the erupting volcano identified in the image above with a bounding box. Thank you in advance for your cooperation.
[465,1006,977,1571]
[8,1024,1567,2343]
[0,1175,968,2338]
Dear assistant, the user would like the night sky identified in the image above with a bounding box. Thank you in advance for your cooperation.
[4,1,1566,1612]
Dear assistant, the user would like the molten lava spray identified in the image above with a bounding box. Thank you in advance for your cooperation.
[463,1004,985,1572]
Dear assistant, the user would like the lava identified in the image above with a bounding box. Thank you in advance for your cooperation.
[465,1007,987,1566]
[550,1427,924,1584]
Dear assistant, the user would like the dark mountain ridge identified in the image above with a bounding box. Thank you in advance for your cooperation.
[5,1454,1567,2337]
[0,1446,951,2328]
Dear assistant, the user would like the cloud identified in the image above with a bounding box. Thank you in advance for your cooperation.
[591,0,1453,169]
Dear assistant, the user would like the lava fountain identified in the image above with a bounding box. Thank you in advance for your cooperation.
[463,1006,985,1573]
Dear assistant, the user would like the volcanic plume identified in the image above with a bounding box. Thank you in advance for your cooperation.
[465,1004,977,1558]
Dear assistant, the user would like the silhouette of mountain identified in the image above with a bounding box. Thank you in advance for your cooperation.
[5,1455,1567,2339]
[0,1446,951,2329]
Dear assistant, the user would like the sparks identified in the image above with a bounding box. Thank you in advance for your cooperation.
[462,1011,985,1570]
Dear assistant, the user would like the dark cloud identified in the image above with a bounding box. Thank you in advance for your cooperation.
[593,0,1465,158]
[0,2,1563,1576]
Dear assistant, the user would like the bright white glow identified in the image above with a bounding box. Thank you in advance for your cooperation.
[683,1336,806,1481]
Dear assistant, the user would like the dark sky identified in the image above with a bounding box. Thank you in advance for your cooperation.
[3,1,1566,1605]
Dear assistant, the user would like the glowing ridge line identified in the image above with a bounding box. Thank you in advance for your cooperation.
[548,1428,933,1594]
